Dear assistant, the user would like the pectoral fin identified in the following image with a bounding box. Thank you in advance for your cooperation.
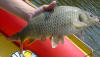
[73,22,87,29]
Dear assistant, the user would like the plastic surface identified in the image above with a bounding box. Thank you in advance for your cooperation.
[16,38,86,57]
[0,9,27,37]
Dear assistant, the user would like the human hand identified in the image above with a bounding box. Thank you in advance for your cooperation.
[27,1,56,21]
[41,1,56,11]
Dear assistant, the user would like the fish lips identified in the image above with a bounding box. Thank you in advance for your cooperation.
[95,18,99,24]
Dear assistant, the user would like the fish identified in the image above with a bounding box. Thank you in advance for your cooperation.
[9,6,99,55]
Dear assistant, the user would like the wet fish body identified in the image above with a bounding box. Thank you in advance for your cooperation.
[12,6,99,48]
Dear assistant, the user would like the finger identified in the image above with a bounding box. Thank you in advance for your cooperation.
[42,1,56,11]
[47,1,56,10]
[49,1,56,7]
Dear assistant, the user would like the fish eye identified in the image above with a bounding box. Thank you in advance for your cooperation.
[90,14,93,17]
[79,14,83,22]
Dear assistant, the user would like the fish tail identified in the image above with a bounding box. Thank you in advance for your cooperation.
[19,38,24,56]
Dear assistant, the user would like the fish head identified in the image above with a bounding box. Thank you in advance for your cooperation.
[79,11,99,26]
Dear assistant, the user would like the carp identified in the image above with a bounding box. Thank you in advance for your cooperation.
[9,6,99,55]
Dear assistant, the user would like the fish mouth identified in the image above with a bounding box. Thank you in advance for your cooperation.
[95,18,99,24]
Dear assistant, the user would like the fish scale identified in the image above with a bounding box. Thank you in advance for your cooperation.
[12,6,99,48]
